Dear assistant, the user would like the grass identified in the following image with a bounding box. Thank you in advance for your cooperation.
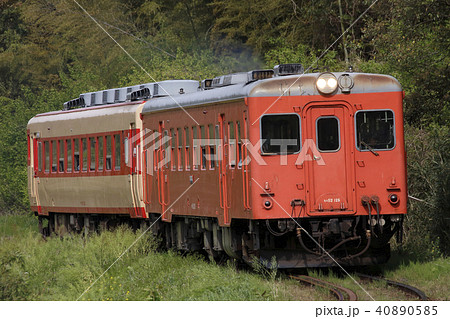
[1,213,448,301]
[0,213,318,301]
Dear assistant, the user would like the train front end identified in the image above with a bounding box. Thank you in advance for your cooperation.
[246,66,407,267]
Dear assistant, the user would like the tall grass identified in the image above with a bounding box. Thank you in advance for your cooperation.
[0,214,299,301]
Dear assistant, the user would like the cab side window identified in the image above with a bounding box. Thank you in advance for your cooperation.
[261,114,301,154]
[356,110,395,151]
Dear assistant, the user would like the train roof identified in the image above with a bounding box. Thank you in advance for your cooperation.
[142,72,402,114]
[30,64,402,124]
[27,101,145,137]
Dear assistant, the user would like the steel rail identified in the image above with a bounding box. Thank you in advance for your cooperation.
[290,275,358,301]
[356,273,428,301]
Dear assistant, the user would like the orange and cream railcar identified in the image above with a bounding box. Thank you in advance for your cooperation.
[27,80,199,234]
[28,65,407,268]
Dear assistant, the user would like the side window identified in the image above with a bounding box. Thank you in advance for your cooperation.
[59,140,64,172]
[178,128,184,170]
[170,128,176,171]
[51,140,57,172]
[106,135,112,170]
[214,125,220,168]
[82,138,87,172]
[98,136,103,171]
[114,134,121,170]
[261,114,301,154]
[38,142,42,172]
[208,125,215,169]
[152,129,158,171]
[237,121,242,169]
[192,126,199,170]
[229,122,236,168]
[356,110,395,150]
[74,139,80,172]
[200,125,207,170]
[316,117,340,152]
[66,139,72,172]
[185,127,190,170]
[90,137,96,171]
[44,141,49,173]
[163,130,169,168]
[124,135,129,166]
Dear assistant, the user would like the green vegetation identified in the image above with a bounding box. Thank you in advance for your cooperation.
[0,0,448,262]
[0,214,314,301]
[1,214,448,301]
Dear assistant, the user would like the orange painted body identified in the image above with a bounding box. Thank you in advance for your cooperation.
[248,91,407,221]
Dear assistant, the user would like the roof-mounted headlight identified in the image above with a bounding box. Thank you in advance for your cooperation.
[316,73,338,95]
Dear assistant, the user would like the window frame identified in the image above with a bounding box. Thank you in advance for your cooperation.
[184,126,191,170]
[208,124,215,170]
[113,133,121,171]
[236,121,242,169]
[177,127,184,171]
[97,136,104,172]
[354,109,396,152]
[38,141,42,172]
[74,138,80,172]
[259,113,302,155]
[81,138,87,172]
[105,135,112,171]
[228,122,236,169]
[200,125,207,170]
[66,139,73,173]
[315,115,341,153]
[192,126,199,171]
[51,140,57,173]
[89,137,96,172]
[33,131,125,176]
[170,128,176,171]
[58,139,64,173]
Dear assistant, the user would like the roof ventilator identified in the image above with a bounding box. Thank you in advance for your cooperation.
[211,72,248,88]
[274,63,304,76]
[63,97,86,110]
[128,87,151,101]
[247,69,274,82]
[201,79,213,90]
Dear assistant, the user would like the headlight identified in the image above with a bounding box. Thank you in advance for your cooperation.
[316,73,338,95]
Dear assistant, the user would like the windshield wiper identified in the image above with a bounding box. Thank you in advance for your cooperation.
[360,141,379,156]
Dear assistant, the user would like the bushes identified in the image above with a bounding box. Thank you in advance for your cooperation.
[402,124,450,258]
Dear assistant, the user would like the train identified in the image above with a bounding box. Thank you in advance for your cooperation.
[27,64,407,268]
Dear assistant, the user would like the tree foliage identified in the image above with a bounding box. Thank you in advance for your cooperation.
[0,0,448,256]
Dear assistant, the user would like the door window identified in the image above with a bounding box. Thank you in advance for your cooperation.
[316,117,340,152]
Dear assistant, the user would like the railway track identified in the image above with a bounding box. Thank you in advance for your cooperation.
[356,273,428,301]
[290,273,427,301]
[290,275,358,301]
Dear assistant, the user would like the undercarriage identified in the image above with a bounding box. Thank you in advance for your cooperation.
[37,212,403,268]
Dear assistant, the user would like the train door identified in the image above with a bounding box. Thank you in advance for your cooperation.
[130,124,144,218]
[303,104,355,214]
[29,133,41,211]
